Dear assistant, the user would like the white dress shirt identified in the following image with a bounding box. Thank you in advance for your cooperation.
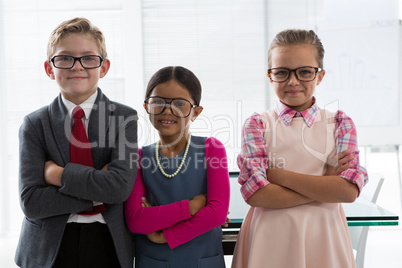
[61,90,106,224]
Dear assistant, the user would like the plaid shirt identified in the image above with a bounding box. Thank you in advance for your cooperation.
[237,98,368,201]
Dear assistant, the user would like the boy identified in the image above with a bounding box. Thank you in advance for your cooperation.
[15,18,138,268]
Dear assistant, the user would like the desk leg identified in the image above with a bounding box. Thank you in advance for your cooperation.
[396,145,402,212]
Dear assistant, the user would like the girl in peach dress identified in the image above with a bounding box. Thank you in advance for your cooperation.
[232,29,368,268]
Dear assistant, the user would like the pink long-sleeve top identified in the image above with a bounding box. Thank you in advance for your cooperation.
[124,137,230,249]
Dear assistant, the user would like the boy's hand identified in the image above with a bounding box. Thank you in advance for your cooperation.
[188,194,207,216]
[325,149,354,176]
[101,163,109,171]
[44,160,63,187]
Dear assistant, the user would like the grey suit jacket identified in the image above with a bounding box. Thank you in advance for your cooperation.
[15,89,138,268]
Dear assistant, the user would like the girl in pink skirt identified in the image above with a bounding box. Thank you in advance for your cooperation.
[232,29,368,268]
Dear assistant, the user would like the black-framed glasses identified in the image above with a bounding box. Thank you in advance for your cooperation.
[50,55,104,69]
[144,96,197,118]
[267,66,322,82]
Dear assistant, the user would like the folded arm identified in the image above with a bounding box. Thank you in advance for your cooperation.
[247,183,313,208]
[266,168,358,204]
[52,111,138,204]
[263,148,359,204]
[124,149,194,234]
[247,158,356,208]
[19,115,92,220]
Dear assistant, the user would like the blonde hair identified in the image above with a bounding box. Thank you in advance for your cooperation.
[46,17,107,61]
[268,29,325,69]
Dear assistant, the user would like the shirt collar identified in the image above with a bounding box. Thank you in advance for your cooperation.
[61,90,98,119]
[274,97,318,127]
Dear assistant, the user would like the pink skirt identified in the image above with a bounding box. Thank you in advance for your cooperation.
[231,202,356,268]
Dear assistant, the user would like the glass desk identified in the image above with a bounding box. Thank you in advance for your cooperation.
[342,197,398,226]
[225,198,399,228]
[222,198,399,255]
[226,172,399,227]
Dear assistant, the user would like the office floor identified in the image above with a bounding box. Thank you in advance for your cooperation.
[1,146,402,267]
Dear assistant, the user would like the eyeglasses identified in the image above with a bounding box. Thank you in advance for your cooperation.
[144,97,197,118]
[267,66,322,82]
[50,55,104,69]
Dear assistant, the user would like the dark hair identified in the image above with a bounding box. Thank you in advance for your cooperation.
[145,66,202,106]
[268,29,325,69]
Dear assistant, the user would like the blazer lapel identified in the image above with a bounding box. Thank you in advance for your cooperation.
[88,88,111,169]
[48,94,71,166]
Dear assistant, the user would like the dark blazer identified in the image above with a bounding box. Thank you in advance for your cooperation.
[15,88,138,268]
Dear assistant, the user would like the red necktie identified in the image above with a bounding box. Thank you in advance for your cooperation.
[71,106,105,215]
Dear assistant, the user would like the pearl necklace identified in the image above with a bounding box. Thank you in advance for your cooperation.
[155,134,191,178]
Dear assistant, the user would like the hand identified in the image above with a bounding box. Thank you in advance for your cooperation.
[146,230,167,244]
[325,149,354,176]
[101,163,109,171]
[44,160,63,187]
[221,211,231,228]
[141,197,152,208]
[188,194,207,216]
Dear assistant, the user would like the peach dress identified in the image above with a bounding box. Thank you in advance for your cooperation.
[232,109,356,268]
